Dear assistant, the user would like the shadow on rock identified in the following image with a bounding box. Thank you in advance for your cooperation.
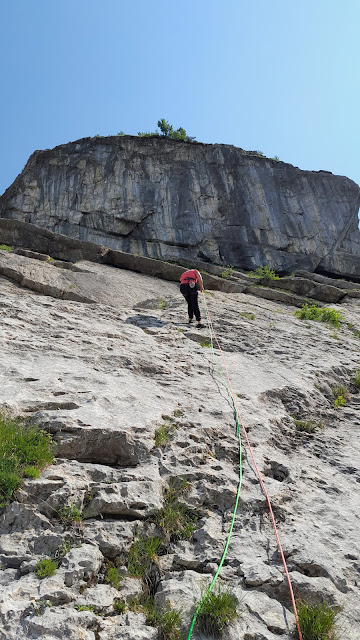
[126,314,169,328]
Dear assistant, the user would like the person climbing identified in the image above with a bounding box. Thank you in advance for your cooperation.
[180,269,204,327]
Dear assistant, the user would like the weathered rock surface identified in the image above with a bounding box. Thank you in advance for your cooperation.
[0,249,360,639]
[0,136,359,277]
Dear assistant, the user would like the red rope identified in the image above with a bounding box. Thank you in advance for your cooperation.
[202,293,303,640]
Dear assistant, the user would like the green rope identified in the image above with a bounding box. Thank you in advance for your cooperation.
[186,298,243,639]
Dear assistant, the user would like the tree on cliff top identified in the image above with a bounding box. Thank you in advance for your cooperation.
[138,119,195,141]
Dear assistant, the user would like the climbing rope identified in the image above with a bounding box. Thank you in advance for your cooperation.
[186,292,303,640]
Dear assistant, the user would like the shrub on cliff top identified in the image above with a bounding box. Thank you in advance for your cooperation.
[0,412,53,509]
[138,118,195,142]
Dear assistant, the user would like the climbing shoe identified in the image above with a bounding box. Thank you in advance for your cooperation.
[197,322,205,328]
[188,318,193,324]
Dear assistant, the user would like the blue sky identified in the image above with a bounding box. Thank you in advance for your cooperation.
[1,0,359,195]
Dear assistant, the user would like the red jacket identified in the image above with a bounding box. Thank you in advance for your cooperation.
[180,269,199,284]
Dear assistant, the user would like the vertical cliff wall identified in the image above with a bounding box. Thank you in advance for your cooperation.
[0,136,359,276]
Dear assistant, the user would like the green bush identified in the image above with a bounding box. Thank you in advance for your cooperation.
[251,265,279,280]
[0,244,12,252]
[152,478,197,543]
[296,600,339,639]
[195,588,239,638]
[105,566,123,590]
[294,304,343,328]
[58,503,84,525]
[0,412,53,509]
[332,386,349,409]
[35,558,57,579]
[128,536,162,580]
[138,118,195,142]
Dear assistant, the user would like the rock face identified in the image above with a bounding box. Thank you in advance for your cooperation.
[0,136,359,277]
[0,246,360,639]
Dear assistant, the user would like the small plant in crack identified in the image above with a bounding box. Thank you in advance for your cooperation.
[127,535,162,582]
[33,599,52,615]
[128,596,184,639]
[35,558,57,579]
[57,502,84,526]
[53,539,77,561]
[155,422,176,448]
[113,599,126,614]
[74,604,95,612]
[332,386,350,409]
[352,369,360,389]
[150,477,198,544]
[239,311,256,320]
[105,565,123,590]
[293,416,323,434]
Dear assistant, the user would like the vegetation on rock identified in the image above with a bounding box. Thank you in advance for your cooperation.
[151,477,197,543]
[57,502,85,525]
[194,587,239,638]
[251,265,279,280]
[35,558,57,579]
[294,304,343,328]
[138,118,195,142]
[0,411,53,509]
[296,600,340,640]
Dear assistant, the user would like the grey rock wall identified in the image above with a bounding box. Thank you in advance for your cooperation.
[0,136,359,276]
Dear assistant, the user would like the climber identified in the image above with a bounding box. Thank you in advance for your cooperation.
[180,269,204,327]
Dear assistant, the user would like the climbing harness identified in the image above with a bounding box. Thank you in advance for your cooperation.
[186,292,303,640]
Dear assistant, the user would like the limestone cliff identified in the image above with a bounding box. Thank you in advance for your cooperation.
[0,136,359,277]
[0,244,360,639]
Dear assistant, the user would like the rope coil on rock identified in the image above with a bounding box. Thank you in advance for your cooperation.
[186,293,303,640]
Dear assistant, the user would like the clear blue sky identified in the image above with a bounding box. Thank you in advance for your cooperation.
[1,0,359,195]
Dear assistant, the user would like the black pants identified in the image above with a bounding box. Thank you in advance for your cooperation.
[180,283,201,321]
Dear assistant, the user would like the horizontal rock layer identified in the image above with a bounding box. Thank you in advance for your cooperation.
[0,136,359,277]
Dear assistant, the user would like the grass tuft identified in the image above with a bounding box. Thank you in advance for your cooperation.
[128,536,162,580]
[296,600,340,640]
[0,411,53,509]
[195,587,239,638]
[155,422,176,447]
[352,370,360,388]
[151,477,197,543]
[0,244,12,252]
[129,596,183,639]
[105,566,123,590]
[113,599,126,614]
[239,311,256,320]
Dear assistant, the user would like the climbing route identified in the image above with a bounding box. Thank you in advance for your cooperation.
[186,292,303,640]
